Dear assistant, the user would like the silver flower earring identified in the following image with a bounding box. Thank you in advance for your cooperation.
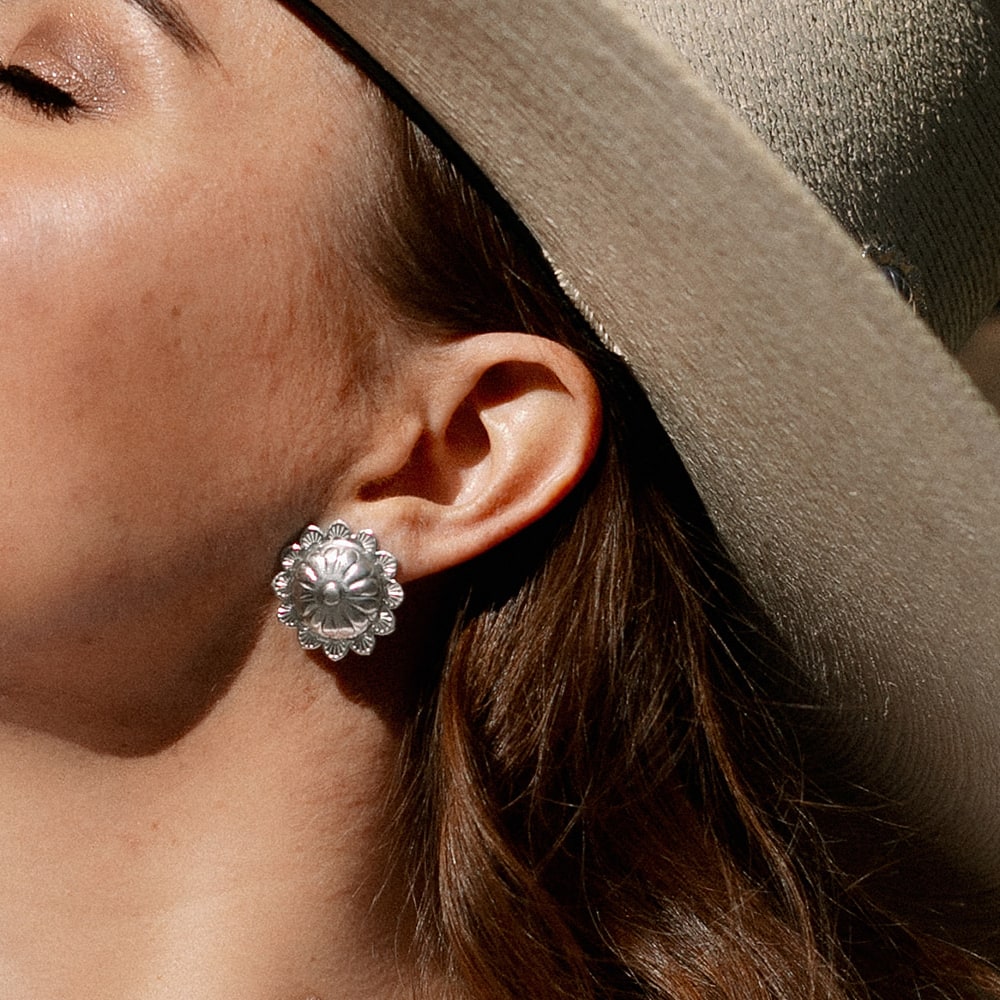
[272,521,404,662]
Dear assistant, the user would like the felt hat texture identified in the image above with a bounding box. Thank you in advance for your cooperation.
[298,0,1000,886]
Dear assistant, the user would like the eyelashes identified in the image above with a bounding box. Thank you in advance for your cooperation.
[0,63,79,121]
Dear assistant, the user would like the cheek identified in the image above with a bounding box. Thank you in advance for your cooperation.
[0,6,386,726]
[0,127,367,639]
[6,142,342,456]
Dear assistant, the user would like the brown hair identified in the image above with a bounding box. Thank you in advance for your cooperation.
[346,79,1000,1000]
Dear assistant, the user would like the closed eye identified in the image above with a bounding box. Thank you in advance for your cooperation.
[0,64,79,121]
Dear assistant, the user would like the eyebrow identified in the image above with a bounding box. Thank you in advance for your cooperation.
[125,0,212,58]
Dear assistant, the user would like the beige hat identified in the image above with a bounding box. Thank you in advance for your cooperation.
[297,0,1000,886]
[635,0,1000,353]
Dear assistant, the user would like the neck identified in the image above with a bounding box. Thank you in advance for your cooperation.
[0,631,413,1000]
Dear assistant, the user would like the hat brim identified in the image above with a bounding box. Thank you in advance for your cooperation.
[303,0,1000,883]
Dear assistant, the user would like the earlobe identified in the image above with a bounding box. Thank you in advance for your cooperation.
[350,332,602,581]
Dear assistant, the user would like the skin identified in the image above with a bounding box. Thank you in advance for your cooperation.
[0,1,601,995]
[0,0,381,750]
[0,3,411,997]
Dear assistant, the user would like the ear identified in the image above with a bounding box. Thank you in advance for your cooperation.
[336,332,602,581]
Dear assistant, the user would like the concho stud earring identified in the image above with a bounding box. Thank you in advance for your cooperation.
[272,521,404,662]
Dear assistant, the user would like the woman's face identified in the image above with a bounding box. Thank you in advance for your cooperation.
[0,0,379,740]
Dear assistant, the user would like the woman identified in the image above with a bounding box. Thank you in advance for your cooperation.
[0,0,997,997]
